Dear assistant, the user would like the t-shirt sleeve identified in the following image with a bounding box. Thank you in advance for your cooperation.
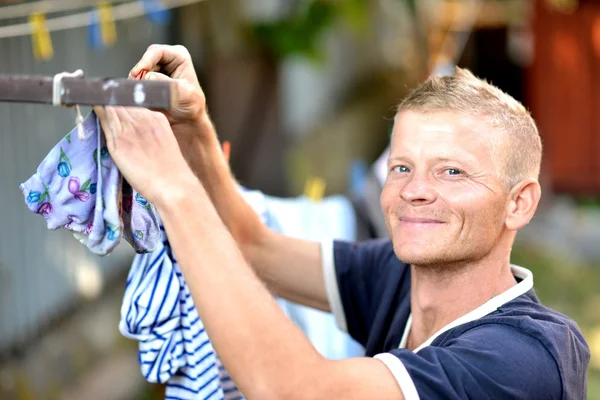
[322,238,409,346]
[374,324,563,400]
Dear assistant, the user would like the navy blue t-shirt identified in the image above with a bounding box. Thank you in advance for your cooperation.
[330,239,590,400]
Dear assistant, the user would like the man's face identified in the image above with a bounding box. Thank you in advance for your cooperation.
[380,111,509,267]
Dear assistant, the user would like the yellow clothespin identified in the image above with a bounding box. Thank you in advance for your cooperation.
[303,176,327,202]
[98,1,117,47]
[29,13,53,61]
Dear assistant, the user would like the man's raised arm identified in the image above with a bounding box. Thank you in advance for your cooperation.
[129,44,330,310]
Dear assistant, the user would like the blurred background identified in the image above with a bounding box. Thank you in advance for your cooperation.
[0,0,599,398]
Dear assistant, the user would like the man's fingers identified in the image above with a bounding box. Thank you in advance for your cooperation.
[94,106,120,153]
[129,44,189,78]
[93,105,106,124]
[130,46,167,77]
[129,65,161,80]
[145,71,193,100]
[144,72,178,117]
[145,71,172,82]
[116,108,134,135]
[93,105,117,134]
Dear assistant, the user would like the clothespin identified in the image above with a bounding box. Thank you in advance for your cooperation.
[29,13,53,61]
[98,2,117,47]
[89,3,116,50]
[303,176,327,202]
[142,0,172,25]
[88,9,102,50]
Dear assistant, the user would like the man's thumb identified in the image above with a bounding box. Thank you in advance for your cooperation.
[146,71,193,94]
[145,71,170,81]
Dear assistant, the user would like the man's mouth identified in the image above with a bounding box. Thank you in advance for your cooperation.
[398,217,445,224]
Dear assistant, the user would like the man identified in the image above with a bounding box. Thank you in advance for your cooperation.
[94,45,589,399]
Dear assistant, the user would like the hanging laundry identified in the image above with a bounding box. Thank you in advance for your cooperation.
[120,188,278,400]
[19,112,161,255]
[120,222,244,400]
[119,186,366,400]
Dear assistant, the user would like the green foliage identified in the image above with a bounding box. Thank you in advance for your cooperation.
[511,244,600,329]
[251,0,370,62]
[575,196,600,209]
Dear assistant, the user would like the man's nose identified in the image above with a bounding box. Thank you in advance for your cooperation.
[399,173,436,205]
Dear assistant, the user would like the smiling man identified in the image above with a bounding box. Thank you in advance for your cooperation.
[94,45,589,399]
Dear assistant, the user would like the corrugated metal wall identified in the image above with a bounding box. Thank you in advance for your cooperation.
[0,16,170,354]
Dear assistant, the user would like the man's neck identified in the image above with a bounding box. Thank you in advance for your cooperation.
[406,249,518,351]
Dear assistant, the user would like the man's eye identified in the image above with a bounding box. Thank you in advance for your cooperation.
[392,165,410,173]
[445,168,462,176]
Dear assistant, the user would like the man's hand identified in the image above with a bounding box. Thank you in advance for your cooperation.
[93,105,198,208]
[129,44,223,175]
[122,45,331,314]
[130,45,205,125]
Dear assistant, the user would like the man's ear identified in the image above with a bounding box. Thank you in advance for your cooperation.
[505,179,542,231]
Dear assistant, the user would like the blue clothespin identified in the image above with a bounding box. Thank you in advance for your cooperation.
[142,0,171,25]
[88,9,103,51]
[349,159,368,197]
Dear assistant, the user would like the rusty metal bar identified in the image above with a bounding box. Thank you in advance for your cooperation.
[0,74,177,109]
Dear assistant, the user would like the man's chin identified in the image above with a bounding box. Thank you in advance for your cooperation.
[393,245,450,267]
[394,248,434,265]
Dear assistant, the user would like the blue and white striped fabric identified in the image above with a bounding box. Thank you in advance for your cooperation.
[119,224,245,400]
[118,188,362,400]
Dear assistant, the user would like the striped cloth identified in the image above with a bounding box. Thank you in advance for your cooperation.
[119,224,245,400]
[118,188,361,399]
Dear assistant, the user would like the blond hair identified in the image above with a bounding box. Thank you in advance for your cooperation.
[397,67,542,189]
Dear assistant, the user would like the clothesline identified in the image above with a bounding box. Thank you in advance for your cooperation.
[0,0,207,39]
[0,0,125,21]
[0,74,177,109]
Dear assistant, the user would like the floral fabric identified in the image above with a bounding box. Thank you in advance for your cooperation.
[20,111,160,255]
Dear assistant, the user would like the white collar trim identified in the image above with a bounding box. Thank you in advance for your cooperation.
[399,264,533,352]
